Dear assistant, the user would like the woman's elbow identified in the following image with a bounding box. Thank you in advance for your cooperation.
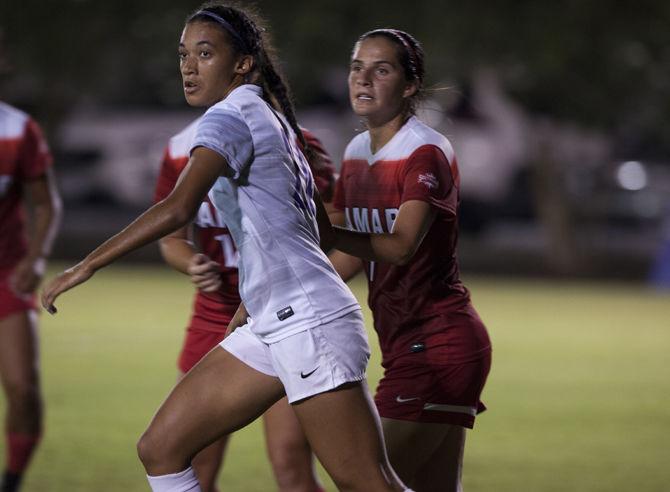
[157,237,174,259]
[171,207,193,228]
[392,253,412,266]
[319,228,336,253]
[52,194,64,220]
[388,241,417,266]
[161,198,195,229]
[34,195,63,223]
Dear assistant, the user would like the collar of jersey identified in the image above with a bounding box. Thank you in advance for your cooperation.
[365,115,418,166]
[227,83,263,99]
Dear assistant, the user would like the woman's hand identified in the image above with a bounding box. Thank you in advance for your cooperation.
[10,256,46,295]
[225,303,249,338]
[41,262,95,314]
[187,253,222,292]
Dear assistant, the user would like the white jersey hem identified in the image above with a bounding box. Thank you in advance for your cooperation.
[255,303,361,344]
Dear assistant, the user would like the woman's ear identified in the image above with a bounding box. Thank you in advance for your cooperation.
[403,81,418,99]
[236,55,255,75]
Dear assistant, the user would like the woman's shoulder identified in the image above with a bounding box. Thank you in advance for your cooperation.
[343,131,370,160]
[168,117,203,158]
[0,101,30,137]
[404,117,455,162]
[206,84,262,116]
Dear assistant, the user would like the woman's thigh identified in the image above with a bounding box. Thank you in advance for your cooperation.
[292,382,403,492]
[382,417,464,491]
[0,310,39,392]
[141,346,285,474]
[263,397,307,456]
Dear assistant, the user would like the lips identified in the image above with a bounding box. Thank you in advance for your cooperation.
[183,80,198,94]
[355,93,373,101]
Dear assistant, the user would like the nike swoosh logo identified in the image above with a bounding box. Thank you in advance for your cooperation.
[300,367,319,379]
[395,396,420,403]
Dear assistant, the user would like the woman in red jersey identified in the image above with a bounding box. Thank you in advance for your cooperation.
[329,29,492,492]
[0,101,62,492]
[154,120,332,492]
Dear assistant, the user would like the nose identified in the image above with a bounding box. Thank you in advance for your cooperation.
[356,68,372,87]
[181,55,196,75]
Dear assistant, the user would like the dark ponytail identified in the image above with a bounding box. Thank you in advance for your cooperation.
[256,45,309,153]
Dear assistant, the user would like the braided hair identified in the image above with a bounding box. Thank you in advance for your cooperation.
[356,29,425,116]
[187,2,309,152]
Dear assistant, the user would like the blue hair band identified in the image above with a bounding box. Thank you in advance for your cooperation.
[190,10,249,53]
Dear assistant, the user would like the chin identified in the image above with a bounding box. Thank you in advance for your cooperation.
[184,93,199,107]
[351,104,373,118]
[184,94,209,108]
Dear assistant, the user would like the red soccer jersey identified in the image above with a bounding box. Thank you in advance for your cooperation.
[0,102,53,270]
[334,116,490,367]
[154,118,335,332]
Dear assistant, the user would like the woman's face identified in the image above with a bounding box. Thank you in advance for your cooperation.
[348,36,416,127]
[179,21,244,107]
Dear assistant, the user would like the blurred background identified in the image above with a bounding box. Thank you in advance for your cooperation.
[3,0,670,283]
[2,2,670,491]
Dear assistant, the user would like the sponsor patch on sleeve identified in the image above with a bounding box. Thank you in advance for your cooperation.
[418,172,438,189]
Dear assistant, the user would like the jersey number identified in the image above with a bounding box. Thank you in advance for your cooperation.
[269,109,316,219]
[214,234,239,268]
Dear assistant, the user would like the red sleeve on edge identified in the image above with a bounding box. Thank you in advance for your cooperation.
[332,161,348,212]
[300,128,336,201]
[400,144,457,218]
[153,147,185,204]
[18,119,53,180]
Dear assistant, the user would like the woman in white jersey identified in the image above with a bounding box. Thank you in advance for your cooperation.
[154,119,333,492]
[41,4,408,492]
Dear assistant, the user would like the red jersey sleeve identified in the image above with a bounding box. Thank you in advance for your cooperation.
[153,147,183,203]
[18,119,52,180]
[300,129,336,202]
[400,144,457,218]
[332,162,347,212]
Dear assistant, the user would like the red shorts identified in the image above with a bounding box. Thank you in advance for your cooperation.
[177,326,227,373]
[0,271,36,320]
[375,345,491,428]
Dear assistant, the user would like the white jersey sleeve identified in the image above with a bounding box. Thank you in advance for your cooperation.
[192,109,253,173]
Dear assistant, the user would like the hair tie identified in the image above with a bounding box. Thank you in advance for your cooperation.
[190,10,249,53]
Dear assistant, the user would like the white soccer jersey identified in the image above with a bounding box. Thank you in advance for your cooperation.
[192,84,359,343]
[168,117,201,160]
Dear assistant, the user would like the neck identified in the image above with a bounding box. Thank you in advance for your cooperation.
[224,78,245,98]
[221,70,255,101]
[367,112,410,154]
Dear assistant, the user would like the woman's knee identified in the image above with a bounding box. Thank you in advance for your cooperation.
[268,440,314,488]
[137,423,195,475]
[137,427,170,470]
[329,472,388,492]
[136,430,154,468]
[3,376,41,409]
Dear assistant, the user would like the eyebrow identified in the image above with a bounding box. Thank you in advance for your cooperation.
[178,41,216,48]
[350,59,395,66]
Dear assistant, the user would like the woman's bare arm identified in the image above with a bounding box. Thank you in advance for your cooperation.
[332,200,435,266]
[41,147,228,313]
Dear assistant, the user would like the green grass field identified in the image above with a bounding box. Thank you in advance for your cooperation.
[2,265,670,491]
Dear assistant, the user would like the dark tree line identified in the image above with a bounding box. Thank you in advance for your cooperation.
[2,0,669,158]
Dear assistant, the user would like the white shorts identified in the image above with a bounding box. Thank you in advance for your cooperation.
[220,309,370,403]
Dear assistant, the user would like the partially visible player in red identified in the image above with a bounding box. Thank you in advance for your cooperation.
[0,44,62,491]
[153,117,333,492]
[329,29,492,492]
